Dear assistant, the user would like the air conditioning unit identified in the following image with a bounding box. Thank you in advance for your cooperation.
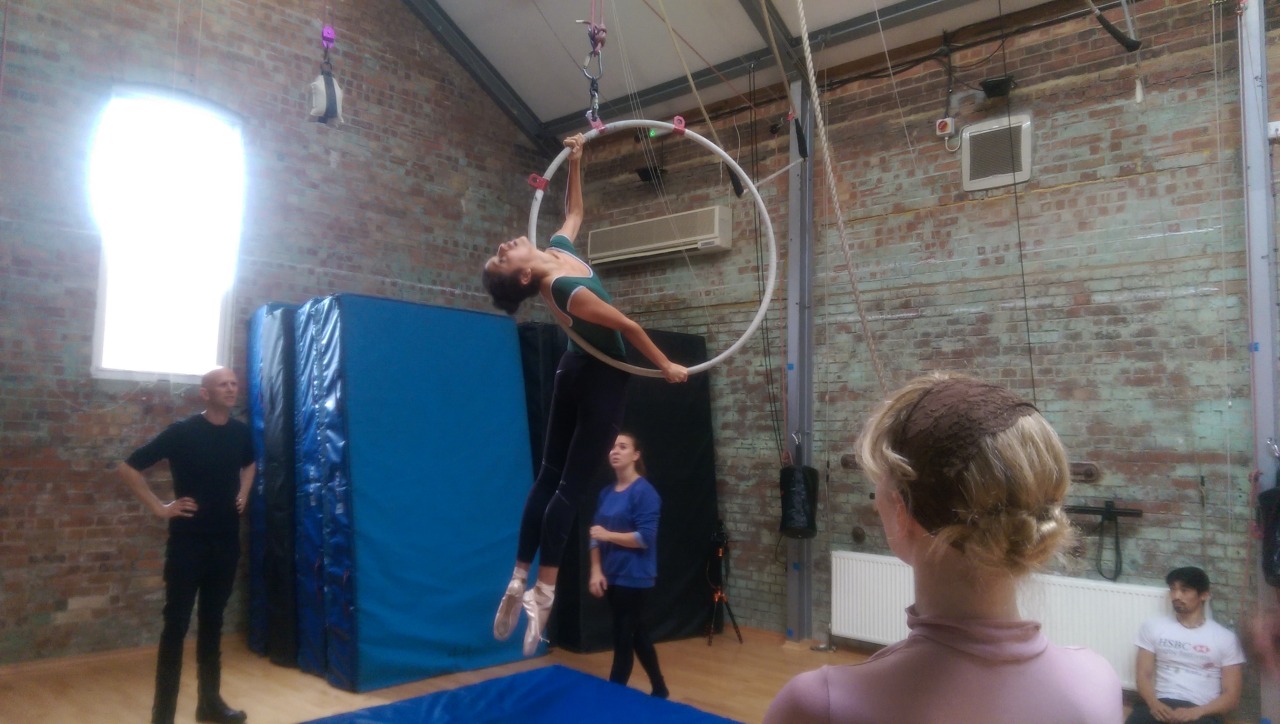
[961,114,1033,192]
[587,205,732,265]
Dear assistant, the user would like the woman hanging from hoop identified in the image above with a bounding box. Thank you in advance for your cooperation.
[482,132,688,656]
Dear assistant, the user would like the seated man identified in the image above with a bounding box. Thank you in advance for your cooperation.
[1127,566,1244,724]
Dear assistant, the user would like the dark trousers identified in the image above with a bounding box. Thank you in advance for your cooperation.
[606,584,665,692]
[517,352,628,569]
[152,533,240,723]
[1126,699,1223,724]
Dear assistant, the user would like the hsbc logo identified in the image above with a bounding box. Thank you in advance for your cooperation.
[1159,639,1214,655]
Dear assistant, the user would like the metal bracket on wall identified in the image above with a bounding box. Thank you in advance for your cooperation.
[1063,501,1142,521]
[1070,461,1101,483]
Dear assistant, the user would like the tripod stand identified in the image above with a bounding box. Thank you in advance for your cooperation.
[706,526,742,645]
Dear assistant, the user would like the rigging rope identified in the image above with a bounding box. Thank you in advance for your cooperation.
[759,0,798,116]
[654,0,745,195]
[792,0,889,396]
[607,0,728,359]
[867,0,920,171]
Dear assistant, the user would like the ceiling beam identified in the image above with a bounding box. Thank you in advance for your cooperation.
[811,0,974,48]
[541,0,973,139]
[401,0,557,153]
[407,0,988,152]
[736,0,805,82]
[542,46,777,139]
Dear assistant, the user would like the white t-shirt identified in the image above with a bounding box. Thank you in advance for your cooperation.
[1134,615,1245,706]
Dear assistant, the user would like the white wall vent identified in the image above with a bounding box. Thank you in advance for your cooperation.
[587,205,731,265]
[961,114,1033,191]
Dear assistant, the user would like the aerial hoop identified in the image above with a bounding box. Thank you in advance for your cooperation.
[528,118,778,378]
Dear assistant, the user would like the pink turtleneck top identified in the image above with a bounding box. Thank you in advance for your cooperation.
[765,606,1123,724]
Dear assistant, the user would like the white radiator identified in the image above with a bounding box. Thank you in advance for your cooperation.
[831,551,1169,690]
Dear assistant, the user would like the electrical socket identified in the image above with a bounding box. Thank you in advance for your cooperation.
[935,117,955,137]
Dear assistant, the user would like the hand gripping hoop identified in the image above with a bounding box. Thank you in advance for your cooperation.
[528,119,778,378]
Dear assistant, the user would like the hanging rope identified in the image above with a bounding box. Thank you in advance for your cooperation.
[750,64,788,466]
[638,0,758,110]
[989,0,1040,408]
[654,0,746,196]
[792,0,889,397]
[758,0,796,114]
[867,0,920,172]
[0,0,11,107]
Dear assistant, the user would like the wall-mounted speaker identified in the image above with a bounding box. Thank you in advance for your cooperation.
[961,114,1033,192]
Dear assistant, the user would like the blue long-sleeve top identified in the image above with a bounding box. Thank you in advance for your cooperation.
[590,476,661,588]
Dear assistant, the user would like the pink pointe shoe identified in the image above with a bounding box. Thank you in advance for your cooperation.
[493,577,525,641]
[521,584,555,656]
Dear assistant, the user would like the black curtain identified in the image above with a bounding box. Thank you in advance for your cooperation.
[517,322,720,653]
[260,306,299,667]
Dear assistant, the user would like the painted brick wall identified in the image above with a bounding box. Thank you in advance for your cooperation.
[0,0,537,664]
[577,0,1275,653]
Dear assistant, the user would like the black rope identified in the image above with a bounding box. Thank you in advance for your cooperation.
[749,63,786,466]
[1095,514,1123,581]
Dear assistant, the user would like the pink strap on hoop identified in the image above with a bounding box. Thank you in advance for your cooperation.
[672,116,686,135]
[527,173,549,190]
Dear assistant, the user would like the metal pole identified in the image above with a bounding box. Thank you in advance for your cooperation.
[1238,0,1279,719]
[1239,0,1278,485]
[785,80,815,641]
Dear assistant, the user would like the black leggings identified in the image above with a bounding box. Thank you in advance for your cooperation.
[606,585,664,687]
[517,351,628,569]
[153,533,239,718]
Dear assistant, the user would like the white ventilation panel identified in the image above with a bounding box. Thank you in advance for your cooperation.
[961,114,1033,191]
[587,205,732,265]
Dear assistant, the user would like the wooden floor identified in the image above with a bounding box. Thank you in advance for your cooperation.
[0,629,868,724]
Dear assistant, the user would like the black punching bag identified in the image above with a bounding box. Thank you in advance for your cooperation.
[779,464,818,539]
[1259,485,1280,587]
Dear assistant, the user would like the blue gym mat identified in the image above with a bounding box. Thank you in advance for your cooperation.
[292,295,534,689]
[304,664,740,723]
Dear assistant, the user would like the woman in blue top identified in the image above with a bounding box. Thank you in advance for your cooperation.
[590,432,668,698]
[482,133,688,657]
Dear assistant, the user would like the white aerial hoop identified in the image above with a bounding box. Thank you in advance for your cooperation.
[528,117,778,378]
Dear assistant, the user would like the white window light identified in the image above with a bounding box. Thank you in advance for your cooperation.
[88,88,245,382]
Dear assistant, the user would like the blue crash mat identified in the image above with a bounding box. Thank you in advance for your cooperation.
[305,664,739,724]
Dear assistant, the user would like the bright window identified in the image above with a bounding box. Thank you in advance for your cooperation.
[88,88,245,381]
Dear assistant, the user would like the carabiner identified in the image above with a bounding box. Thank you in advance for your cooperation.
[581,49,604,81]
[584,78,603,130]
[578,20,605,80]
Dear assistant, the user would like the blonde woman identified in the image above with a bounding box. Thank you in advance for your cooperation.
[766,373,1122,723]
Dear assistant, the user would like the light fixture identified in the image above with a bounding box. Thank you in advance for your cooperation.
[635,165,666,186]
[980,76,1015,99]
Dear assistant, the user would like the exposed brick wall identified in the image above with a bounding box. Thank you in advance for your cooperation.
[0,0,535,663]
[1,3,1277,706]
[577,0,1274,653]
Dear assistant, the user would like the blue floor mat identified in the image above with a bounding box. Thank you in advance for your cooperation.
[305,664,740,724]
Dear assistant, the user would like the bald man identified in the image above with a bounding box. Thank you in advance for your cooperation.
[119,367,255,724]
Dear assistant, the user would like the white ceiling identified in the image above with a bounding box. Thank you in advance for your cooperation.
[409,0,1047,147]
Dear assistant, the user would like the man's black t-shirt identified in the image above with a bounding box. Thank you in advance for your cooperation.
[126,413,254,537]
